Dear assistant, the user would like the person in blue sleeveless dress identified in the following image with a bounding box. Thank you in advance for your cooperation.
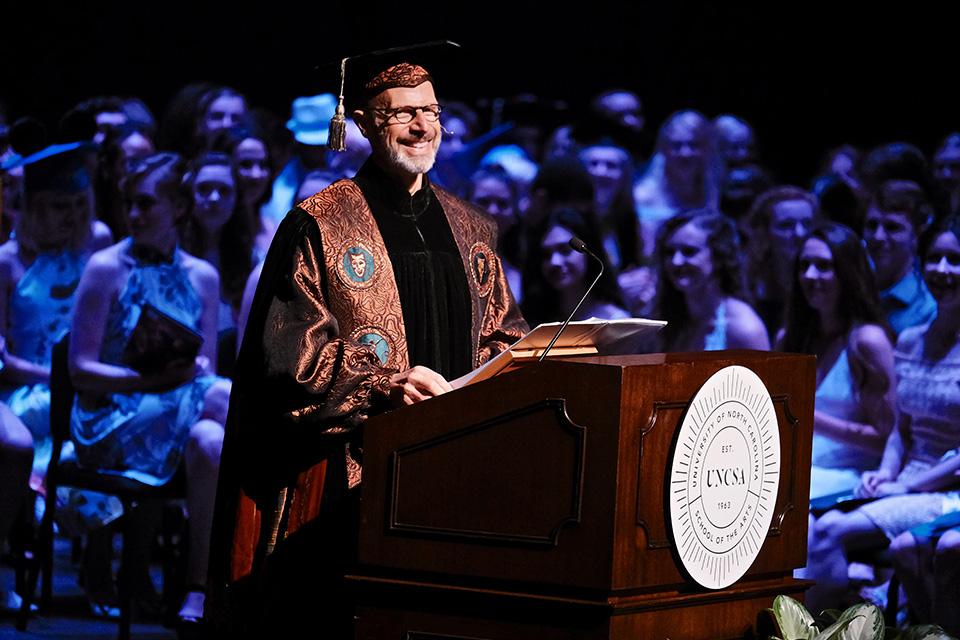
[654,209,770,352]
[777,222,898,500]
[69,153,230,625]
[0,141,113,612]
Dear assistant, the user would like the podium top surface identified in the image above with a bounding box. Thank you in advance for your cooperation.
[547,349,812,369]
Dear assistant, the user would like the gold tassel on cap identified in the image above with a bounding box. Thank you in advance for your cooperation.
[328,58,348,152]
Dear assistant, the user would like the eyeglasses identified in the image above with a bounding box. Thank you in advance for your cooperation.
[371,104,443,124]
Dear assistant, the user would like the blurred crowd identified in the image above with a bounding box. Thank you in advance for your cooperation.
[1,82,960,630]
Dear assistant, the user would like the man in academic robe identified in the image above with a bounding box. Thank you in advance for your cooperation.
[208,46,527,636]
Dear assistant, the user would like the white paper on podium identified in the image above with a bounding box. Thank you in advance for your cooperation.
[451,317,666,388]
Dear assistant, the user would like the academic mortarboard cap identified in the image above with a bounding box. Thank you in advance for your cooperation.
[9,141,96,194]
[324,40,460,152]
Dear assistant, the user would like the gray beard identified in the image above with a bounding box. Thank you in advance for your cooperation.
[385,145,438,175]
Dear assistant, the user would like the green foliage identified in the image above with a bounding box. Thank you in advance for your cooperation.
[768,596,957,640]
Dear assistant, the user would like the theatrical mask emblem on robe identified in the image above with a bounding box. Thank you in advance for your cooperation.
[469,242,496,298]
[337,242,378,288]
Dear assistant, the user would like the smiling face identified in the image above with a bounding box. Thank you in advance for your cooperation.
[663,221,713,293]
[350,252,367,278]
[863,205,917,287]
[541,224,587,292]
[798,237,840,315]
[356,82,442,179]
[923,230,960,309]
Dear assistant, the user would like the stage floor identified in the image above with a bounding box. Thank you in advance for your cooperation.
[1,536,175,639]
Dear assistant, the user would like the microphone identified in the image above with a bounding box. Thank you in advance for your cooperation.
[538,237,605,362]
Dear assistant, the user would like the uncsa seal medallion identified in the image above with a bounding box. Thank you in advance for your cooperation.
[668,365,781,589]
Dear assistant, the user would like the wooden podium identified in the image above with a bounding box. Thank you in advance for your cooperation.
[350,351,815,640]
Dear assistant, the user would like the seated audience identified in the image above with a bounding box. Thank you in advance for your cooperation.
[577,135,641,271]
[889,512,960,633]
[211,124,276,258]
[0,142,111,486]
[713,114,757,167]
[805,215,960,613]
[160,84,250,157]
[96,123,156,239]
[719,163,772,221]
[259,94,335,225]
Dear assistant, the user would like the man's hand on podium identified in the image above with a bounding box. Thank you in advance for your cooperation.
[389,365,453,406]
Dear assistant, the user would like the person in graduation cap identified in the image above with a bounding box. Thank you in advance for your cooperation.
[208,42,527,635]
[0,141,112,612]
[0,142,112,490]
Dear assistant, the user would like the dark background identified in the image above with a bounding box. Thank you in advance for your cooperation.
[2,2,955,184]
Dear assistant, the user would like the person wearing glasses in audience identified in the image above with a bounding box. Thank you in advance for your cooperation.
[209,43,527,636]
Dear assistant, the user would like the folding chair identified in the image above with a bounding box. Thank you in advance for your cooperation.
[16,333,185,640]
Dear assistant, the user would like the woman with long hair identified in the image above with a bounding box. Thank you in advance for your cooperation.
[634,110,724,258]
[743,186,818,338]
[179,152,255,327]
[778,222,896,499]
[210,123,275,259]
[654,209,769,352]
[160,84,249,157]
[521,207,627,327]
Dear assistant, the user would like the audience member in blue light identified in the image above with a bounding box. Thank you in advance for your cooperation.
[68,153,230,624]
[211,123,276,259]
[521,207,628,326]
[654,209,769,351]
[744,186,818,338]
[634,110,723,259]
[0,143,112,486]
[863,180,937,335]
[778,222,896,500]
[467,166,524,301]
[180,152,255,328]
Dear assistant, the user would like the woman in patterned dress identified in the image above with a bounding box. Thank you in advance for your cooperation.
[69,153,230,623]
